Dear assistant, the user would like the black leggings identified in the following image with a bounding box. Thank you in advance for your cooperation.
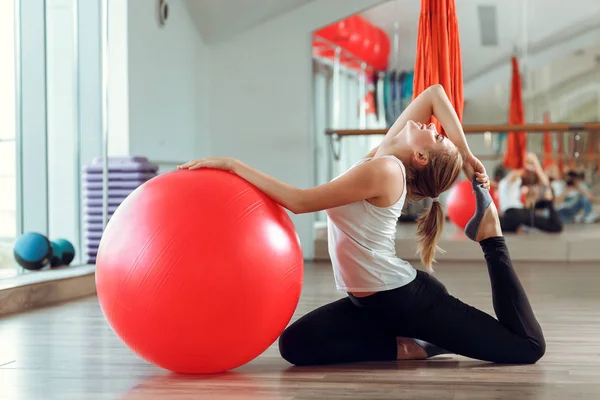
[278,237,545,366]
[500,201,563,234]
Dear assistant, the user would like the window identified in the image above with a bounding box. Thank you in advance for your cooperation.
[1,0,103,279]
[0,0,17,278]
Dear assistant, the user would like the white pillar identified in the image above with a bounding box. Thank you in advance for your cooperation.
[16,0,49,235]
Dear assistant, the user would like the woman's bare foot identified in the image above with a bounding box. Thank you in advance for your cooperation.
[475,202,503,242]
[396,337,428,360]
[465,177,495,241]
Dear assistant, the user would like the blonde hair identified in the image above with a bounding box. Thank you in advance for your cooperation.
[405,147,463,271]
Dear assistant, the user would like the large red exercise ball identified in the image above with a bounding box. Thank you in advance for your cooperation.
[358,20,377,63]
[333,15,360,43]
[346,16,368,58]
[372,28,391,70]
[96,169,304,374]
[446,179,500,230]
[313,16,365,63]
[314,23,339,44]
[314,15,359,48]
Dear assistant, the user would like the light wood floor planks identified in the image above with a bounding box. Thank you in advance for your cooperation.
[1,259,600,399]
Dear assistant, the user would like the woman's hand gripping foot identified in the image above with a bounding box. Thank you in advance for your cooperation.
[464,175,503,242]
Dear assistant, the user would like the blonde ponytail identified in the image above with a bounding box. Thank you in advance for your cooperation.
[405,147,463,271]
[416,200,445,271]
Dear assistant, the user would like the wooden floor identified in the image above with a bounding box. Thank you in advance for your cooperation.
[1,259,600,399]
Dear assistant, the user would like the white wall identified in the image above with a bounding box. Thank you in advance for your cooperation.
[184,0,312,45]
[107,0,210,172]
[78,0,103,168]
[209,0,385,259]
[127,0,210,172]
[107,0,130,156]
[105,0,384,258]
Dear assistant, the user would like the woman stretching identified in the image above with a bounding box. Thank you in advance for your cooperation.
[179,84,545,365]
[497,152,563,234]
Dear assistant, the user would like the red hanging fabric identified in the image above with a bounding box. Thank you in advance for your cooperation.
[448,0,463,123]
[412,0,463,136]
[557,132,565,173]
[503,57,527,169]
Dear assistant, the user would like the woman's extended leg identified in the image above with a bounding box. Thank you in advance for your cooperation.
[405,235,546,364]
[404,183,545,363]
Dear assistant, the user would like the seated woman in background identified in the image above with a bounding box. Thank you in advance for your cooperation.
[552,170,598,224]
[491,165,507,193]
[497,153,563,234]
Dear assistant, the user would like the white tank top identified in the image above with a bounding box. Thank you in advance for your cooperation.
[498,175,523,213]
[325,156,417,292]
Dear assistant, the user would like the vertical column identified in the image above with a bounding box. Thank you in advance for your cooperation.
[15,0,49,235]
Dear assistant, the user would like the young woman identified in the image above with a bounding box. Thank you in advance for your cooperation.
[498,153,563,233]
[179,84,546,365]
[553,170,598,224]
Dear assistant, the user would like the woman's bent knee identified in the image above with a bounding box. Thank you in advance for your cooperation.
[548,224,563,233]
[278,326,312,366]
[508,338,546,364]
[528,338,546,364]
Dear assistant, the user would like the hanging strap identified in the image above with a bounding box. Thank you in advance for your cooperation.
[329,134,342,161]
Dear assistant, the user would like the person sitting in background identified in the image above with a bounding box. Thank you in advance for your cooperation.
[554,170,598,224]
[544,164,566,198]
[497,153,563,234]
[491,165,507,192]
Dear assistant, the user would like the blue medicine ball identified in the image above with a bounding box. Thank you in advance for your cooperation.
[13,232,52,271]
[50,238,76,267]
[50,241,64,267]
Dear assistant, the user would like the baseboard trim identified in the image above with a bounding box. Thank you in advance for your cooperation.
[0,266,96,317]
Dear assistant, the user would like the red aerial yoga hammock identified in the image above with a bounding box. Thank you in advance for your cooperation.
[413,0,463,136]
[503,57,527,169]
[557,132,565,173]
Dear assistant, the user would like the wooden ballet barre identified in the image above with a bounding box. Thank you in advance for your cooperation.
[325,122,600,136]
[474,153,600,162]
[462,122,600,133]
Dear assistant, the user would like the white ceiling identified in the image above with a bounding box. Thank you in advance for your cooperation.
[362,0,600,86]
[183,0,314,44]
[180,0,600,116]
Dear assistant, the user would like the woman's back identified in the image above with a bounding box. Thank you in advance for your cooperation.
[326,156,416,292]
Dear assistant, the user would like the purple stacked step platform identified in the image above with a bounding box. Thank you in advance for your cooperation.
[83,156,158,264]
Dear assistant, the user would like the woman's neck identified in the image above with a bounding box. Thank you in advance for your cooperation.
[374,136,414,167]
